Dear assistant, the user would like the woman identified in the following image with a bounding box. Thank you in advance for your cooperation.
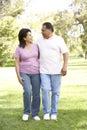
[14,28,40,121]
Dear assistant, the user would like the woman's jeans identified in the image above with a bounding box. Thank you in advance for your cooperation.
[20,72,40,117]
[40,74,61,115]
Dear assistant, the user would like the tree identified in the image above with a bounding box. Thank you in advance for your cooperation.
[0,16,18,66]
[53,11,74,41]
[53,11,77,53]
[72,0,87,59]
[0,0,31,66]
[0,0,26,18]
[53,1,87,58]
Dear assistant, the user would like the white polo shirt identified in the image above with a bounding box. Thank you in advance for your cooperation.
[37,35,68,74]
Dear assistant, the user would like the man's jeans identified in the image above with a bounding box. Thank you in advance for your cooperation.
[20,72,40,117]
[40,74,61,115]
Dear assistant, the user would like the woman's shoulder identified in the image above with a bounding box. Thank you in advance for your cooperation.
[33,43,38,47]
[16,45,23,50]
[32,43,39,50]
[15,46,24,53]
[15,45,20,49]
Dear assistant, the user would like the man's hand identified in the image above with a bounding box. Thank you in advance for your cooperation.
[61,68,67,76]
[61,52,68,76]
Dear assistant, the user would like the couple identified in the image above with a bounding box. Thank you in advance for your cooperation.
[14,22,68,121]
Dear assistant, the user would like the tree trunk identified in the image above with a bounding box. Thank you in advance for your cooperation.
[85,52,87,59]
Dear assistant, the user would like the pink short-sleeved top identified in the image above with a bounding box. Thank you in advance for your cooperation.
[14,44,40,74]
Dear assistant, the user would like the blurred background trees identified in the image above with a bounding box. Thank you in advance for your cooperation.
[74,0,87,59]
[0,0,27,66]
[0,0,87,66]
[53,0,87,58]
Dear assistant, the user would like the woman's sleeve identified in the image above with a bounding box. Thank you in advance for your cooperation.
[14,46,20,58]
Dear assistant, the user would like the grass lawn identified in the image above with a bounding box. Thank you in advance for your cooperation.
[0,58,87,130]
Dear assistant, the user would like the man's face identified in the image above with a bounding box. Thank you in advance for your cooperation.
[41,25,51,39]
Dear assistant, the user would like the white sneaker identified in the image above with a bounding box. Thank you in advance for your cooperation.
[33,116,40,121]
[22,114,29,121]
[51,115,57,120]
[43,114,50,120]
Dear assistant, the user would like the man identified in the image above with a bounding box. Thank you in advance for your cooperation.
[37,22,68,120]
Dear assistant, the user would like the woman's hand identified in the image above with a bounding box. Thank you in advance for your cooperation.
[18,76,24,85]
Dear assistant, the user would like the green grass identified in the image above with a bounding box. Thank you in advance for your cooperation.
[0,58,87,130]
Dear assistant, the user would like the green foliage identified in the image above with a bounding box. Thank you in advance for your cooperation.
[9,0,25,17]
[80,35,87,53]
[0,0,27,66]
[53,11,74,40]
[0,0,25,18]
[53,0,87,57]
[0,38,8,66]
[0,16,18,40]
[1,0,87,66]
[73,0,87,57]
[0,16,18,66]
[53,11,82,54]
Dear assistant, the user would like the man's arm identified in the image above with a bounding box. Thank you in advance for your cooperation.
[61,52,68,76]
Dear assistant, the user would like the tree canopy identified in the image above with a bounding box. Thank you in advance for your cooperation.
[0,0,87,67]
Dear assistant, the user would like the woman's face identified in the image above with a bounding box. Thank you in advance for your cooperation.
[24,31,33,43]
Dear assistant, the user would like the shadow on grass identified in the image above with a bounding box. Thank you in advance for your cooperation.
[0,107,87,130]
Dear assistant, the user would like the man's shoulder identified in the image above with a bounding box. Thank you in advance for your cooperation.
[53,35,67,47]
[53,34,63,40]
[36,36,44,45]
[37,36,44,41]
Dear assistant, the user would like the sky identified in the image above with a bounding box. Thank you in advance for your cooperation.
[26,0,73,14]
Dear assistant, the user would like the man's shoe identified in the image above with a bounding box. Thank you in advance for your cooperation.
[22,114,29,121]
[43,114,50,120]
[33,116,40,121]
[51,115,57,120]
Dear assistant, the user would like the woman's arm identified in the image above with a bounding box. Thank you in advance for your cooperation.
[15,58,24,84]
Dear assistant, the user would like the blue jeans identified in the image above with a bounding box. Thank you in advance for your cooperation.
[40,74,61,115]
[20,72,40,117]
